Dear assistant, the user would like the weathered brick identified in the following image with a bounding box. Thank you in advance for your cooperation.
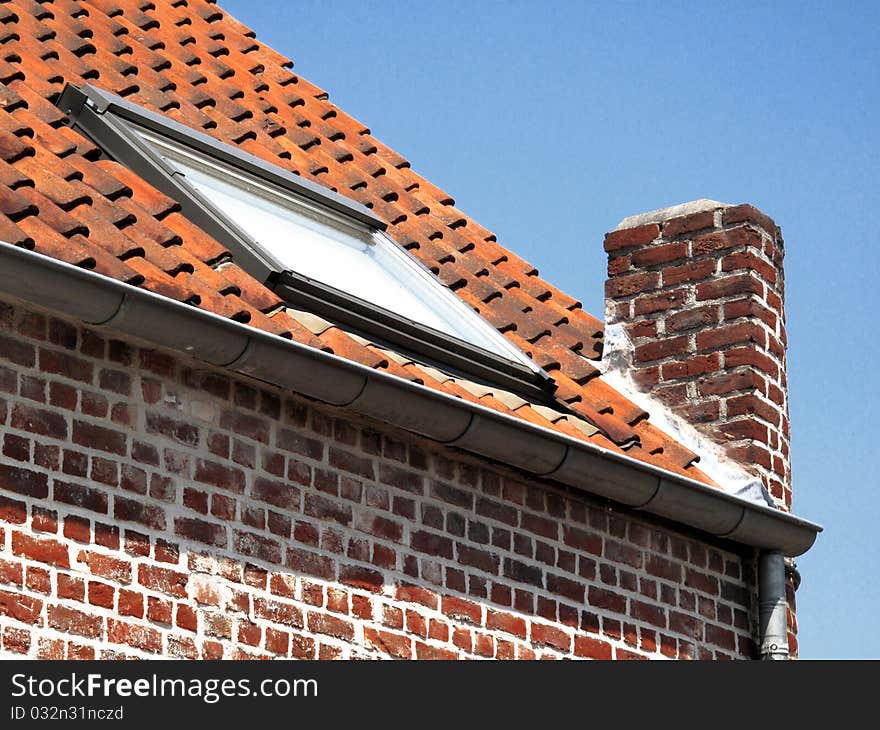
[0,588,42,624]
[72,421,126,455]
[47,604,102,638]
[55,481,109,515]
[605,271,660,298]
[114,497,166,530]
[12,532,69,567]
[634,336,689,364]
[604,223,660,251]
[11,404,67,439]
[633,287,689,315]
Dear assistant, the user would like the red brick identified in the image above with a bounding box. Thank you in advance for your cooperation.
[725,347,779,378]
[696,322,764,350]
[39,349,93,383]
[721,204,778,235]
[665,305,719,332]
[411,530,454,559]
[696,274,763,301]
[339,565,384,593]
[715,419,768,444]
[442,595,482,625]
[220,410,269,443]
[692,226,762,255]
[531,622,571,652]
[307,612,355,640]
[605,271,660,298]
[3,438,32,472]
[79,551,131,583]
[705,623,737,652]
[47,604,102,638]
[573,634,613,659]
[72,420,126,455]
[108,618,162,653]
[11,404,67,439]
[486,609,527,639]
[726,395,780,425]
[0,558,23,586]
[663,259,716,286]
[604,223,660,252]
[233,530,282,564]
[392,582,438,610]
[237,620,261,646]
[608,254,630,275]
[0,588,42,624]
[662,210,715,237]
[3,626,31,654]
[194,459,246,492]
[661,353,721,380]
[304,493,352,526]
[630,241,688,267]
[632,599,667,628]
[698,370,766,397]
[138,564,188,598]
[685,568,719,596]
[329,448,374,479]
[628,320,657,339]
[88,581,115,609]
[118,590,144,618]
[0,334,35,367]
[114,496,166,530]
[634,336,689,364]
[254,597,304,628]
[721,251,777,284]
[0,463,48,498]
[285,548,334,580]
[177,516,227,548]
[547,573,586,603]
[725,443,772,470]
[12,532,69,567]
[251,476,299,509]
[589,586,627,614]
[55,481,109,515]
[633,287,688,315]
[0,494,27,524]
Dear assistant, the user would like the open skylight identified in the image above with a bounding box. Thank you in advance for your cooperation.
[58,84,556,400]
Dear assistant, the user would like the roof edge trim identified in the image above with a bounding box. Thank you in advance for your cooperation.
[58,83,387,231]
[0,242,822,556]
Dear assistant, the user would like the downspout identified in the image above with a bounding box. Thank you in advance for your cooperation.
[759,550,789,660]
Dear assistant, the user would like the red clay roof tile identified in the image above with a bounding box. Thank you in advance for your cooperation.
[0,0,715,487]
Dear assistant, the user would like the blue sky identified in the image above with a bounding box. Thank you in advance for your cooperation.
[223,0,879,659]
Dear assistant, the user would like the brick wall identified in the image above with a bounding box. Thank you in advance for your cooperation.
[0,297,758,660]
[604,203,790,508]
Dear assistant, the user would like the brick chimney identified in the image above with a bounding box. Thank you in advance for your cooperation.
[603,200,790,509]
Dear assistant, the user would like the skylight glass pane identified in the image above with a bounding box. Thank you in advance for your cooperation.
[133,128,540,372]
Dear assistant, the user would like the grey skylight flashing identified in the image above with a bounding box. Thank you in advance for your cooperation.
[59,84,385,230]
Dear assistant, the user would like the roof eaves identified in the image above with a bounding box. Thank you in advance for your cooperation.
[0,241,823,556]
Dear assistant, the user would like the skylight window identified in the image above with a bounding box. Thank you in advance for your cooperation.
[58,84,556,400]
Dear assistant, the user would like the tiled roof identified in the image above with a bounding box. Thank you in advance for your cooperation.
[0,0,714,485]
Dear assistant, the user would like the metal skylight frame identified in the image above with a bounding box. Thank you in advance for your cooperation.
[57,84,557,402]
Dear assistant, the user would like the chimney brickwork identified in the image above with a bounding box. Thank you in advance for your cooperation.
[603,201,791,510]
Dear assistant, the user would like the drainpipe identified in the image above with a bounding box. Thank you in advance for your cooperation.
[759,550,789,660]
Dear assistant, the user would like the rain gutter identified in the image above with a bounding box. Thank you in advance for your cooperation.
[0,243,822,557]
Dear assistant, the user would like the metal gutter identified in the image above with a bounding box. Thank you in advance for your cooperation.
[0,243,822,556]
